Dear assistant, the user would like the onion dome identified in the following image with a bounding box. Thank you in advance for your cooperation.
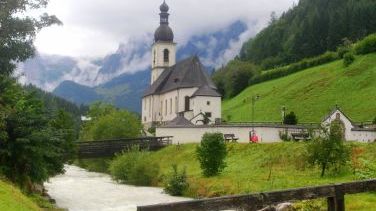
[154,1,174,42]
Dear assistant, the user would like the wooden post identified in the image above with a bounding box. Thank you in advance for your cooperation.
[327,197,335,211]
[335,185,345,211]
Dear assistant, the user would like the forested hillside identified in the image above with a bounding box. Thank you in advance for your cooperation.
[240,0,376,68]
[213,0,376,99]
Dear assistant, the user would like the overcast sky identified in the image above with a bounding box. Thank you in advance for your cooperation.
[33,0,297,58]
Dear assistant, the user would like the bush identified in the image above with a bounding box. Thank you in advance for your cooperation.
[343,52,355,67]
[283,112,298,125]
[249,51,339,86]
[372,117,376,124]
[164,164,189,196]
[279,130,291,142]
[306,121,350,177]
[196,133,227,177]
[354,33,376,55]
[109,148,159,186]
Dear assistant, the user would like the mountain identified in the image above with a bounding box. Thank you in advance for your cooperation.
[222,53,376,123]
[51,21,249,112]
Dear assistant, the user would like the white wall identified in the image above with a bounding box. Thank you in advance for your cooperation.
[191,96,221,123]
[156,126,294,144]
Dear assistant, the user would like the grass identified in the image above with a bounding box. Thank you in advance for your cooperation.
[79,142,376,210]
[0,179,40,211]
[151,142,376,210]
[222,53,376,123]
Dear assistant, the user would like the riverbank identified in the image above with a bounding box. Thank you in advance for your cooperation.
[0,178,62,211]
[77,142,376,210]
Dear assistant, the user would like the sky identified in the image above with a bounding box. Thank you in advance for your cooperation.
[33,0,297,58]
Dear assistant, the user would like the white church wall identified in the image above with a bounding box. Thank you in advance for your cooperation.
[191,96,221,123]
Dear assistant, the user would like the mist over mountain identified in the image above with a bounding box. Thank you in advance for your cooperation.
[20,21,249,112]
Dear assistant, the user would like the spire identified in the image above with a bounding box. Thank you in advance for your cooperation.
[154,1,174,42]
[159,0,169,25]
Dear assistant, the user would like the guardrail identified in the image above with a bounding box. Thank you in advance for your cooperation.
[137,179,376,211]
[77,136,173,158]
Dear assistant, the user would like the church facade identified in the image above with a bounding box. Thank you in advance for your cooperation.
[142,1,222,127]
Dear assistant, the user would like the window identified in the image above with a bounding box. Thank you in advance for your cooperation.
[175,96,178,113]
[184,96,190,111]
[170,98,172,114]
[165,100,167,116]
[207,101,210,106]
[205,112,212,118]
[163,49,169,63]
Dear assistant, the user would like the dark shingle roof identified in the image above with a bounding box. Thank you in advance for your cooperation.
[144,56,219,97]
[192,85,221,97]
[166,115,193,126]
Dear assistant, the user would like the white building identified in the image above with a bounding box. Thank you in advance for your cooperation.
[142,1,222,128]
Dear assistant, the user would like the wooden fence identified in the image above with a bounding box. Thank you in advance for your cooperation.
[77,136,172,158]
[137,179,376,211]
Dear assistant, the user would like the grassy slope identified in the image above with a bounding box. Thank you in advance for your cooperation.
[0,180,40,211]
[149,143,376,210]
[222,54,376,122]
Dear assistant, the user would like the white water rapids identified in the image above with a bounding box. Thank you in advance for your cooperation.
[44,165,191,211]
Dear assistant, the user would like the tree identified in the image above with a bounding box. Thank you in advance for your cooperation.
[196,133,227,177]
[80,103,142,141]
[0,0,62,76]
[283,111,298,125]
[0,78,74,190]
[306,121,350,177]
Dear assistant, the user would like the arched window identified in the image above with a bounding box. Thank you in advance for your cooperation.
[184,96,190,111]
[163,49,169,63]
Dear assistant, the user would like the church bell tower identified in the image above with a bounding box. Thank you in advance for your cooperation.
[151,1,176,84]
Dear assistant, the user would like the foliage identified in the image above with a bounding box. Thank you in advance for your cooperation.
[212,60,259,98]
[354,159,376,180]
[279,130,291,142]
[354,33,376,55]
[343,52,355,67]
[249,52,338,86]
[337,38,353,59]
[373,117,376,124]
[196,133,227,177]
[222,54,376,123]
[240,0,376,67]
[306,122,350,177]
[0,0,61,76]
[80,102,142,141]
[147,127,156,135]
[0,77,75,190]
[283,112,298,125]
[164,164,189,196]
[109,147,159,186]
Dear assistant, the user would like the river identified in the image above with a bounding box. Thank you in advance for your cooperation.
[44,165,191,211]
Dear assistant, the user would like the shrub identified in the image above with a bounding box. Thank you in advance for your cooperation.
[164,164,189,196]
[337,38,352,59]
[354,33,376,55]
[109,147,159,186]
[373,117,376,124]
[283,112,298,125]
[343,52,355,67]
[249,51,338,86]
[279,130,291,142]
[196,133,227,177]
[306,122,350,177]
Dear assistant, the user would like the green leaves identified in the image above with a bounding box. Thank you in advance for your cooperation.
[80,103,142,141]
[196,133,227,177]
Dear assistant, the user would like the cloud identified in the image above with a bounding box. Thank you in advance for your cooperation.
[34,0,296,58]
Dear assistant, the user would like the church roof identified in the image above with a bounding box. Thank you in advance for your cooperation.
[166,115,193,126]
[192,85,221,97]
[144,56,220,97]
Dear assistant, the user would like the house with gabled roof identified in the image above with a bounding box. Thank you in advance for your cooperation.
[142,1,222,127]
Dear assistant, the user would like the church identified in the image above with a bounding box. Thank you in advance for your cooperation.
[142,1,222,128]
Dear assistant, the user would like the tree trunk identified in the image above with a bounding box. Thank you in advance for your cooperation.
[321,163,326,177]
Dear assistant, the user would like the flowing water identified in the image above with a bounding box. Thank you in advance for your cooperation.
[44,165,191,211]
